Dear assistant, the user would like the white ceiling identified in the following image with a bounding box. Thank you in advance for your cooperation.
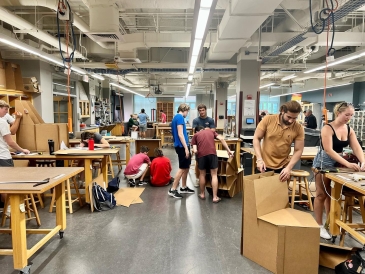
[0,0,364,97]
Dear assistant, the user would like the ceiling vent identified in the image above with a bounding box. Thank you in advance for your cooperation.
[114,57,141,63]
[87,32,124,42]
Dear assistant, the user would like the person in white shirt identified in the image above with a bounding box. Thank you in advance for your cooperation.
[2,110,27,135]
[0,100,30,204]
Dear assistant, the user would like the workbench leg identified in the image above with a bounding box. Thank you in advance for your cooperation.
[10,194,27,270]
[251,156,256,175]
[330,181,342,237]
[236,142,241,168]
[84,159,92,204]
[55,180,66,232]
[126,143,130,164]
[102,156,108,187]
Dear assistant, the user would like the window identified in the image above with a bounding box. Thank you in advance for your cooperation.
[259,95,280,114]
[227,98,236,116]
[174,96,196,123]
[133,95,157,119]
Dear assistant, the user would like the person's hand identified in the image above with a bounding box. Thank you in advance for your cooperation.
[14,111,22,118]
[192,150,197,155]
[279,167,291,182]
[185,148,190,159]
[79,142,85,147]
[256,160,266,173]
[361,162,365,171]
[24,108,29,114]
[346,162,361,171]
[227,150,234,158]
[22,149,30,154]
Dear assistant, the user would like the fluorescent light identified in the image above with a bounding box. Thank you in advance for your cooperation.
[270,83,351,97]
[41,55,64,66]
[281,74,297,81]
[71,67,87,75]
[0,38,38,55]
[189,66,195,74]
[91,73,105,81]
[303,66,326,74]
[53,83,74,89]
[188,75,193,81]
[190,55,198,68]
[185,83,192,97]
[200,0,213,8]
[259,83,275,89]
[192,39,202,56]
[195,8,210,39]
[110,83,144,97]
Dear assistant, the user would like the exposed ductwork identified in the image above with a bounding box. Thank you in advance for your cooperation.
[0,0,115,50]
[207,0,283,61]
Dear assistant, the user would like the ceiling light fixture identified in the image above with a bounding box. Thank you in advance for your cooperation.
[185,83,192,98]
[110,83,144,97]
[270,83,351,97]
[91,73,105,81]
[0,33,87,74]
[281,74,297,81]
[188,75,193,81]
[259,83,275,89]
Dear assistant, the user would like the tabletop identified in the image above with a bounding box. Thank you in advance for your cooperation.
[53,148,120,155]
[0,167,84,193]
[69,137,133,144]
[326,172,365,196]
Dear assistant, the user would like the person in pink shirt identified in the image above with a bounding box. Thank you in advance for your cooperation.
[160,109,167,123]
[124,146,151,187]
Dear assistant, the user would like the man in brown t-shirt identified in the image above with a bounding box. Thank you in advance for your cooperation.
[191,126,233,203]
[253,101,304,181]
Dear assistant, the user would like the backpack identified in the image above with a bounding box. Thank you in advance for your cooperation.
[107,168,122,193]
[335,252,365,274]
[92,182,116,211]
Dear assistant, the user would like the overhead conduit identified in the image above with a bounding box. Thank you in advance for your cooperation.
[262,0,365,64]
[0,0,114,50]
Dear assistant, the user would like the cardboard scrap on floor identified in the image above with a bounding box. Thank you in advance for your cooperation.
[114,188,145,207]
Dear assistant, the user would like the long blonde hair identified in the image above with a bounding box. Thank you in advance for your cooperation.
[333,102,354,118]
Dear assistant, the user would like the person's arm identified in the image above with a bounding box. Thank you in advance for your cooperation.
[3,134,29,154]
[216,135,233,157]
[253,128,266,172]
[349,128,365,171]
[95,138,110,148]
[177,124,189,158]
[193,144,198,155]
[10,112,23,135]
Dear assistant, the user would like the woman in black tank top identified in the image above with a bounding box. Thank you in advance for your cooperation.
[313,102,365,240]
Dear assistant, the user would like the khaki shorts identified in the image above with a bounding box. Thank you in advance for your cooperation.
[125,163,148,179]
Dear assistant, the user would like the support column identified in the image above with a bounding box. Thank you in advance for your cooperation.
[214,81,228,129]
[235,48,261,135]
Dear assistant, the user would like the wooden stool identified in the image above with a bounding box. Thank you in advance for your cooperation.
[287,170,313,211]
[92,157,114,178]
[36,160,56,167]
[339,189,365,246]
[1,194,41,227]
[49,178,83,214]
[111,150,123,172]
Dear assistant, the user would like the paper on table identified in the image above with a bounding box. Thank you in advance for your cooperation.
[16,152,38,156]
[60,141,69,150]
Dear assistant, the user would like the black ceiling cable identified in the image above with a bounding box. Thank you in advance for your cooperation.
[309,0,337,56]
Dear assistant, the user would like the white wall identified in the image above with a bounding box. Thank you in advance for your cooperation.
[123,93,134,122]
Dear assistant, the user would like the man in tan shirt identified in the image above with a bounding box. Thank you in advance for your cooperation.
[253,101,304,181]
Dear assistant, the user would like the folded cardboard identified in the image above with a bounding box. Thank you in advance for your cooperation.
[5,62,23,90]
[319,243,360,269]
[0,60,6,88]
[242,172,320,274]
[23,77,40,93]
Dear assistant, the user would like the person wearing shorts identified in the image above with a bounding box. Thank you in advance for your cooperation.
[138,109,149,139]
[124,146,151,187]
[168,103,195,199]
[191,126,233,203]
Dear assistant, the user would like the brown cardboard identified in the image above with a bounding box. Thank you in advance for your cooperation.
[0,60,6,88]
[55,123,69,148]
[35,124,60,152]
[21,100,44,123]
[5,62,23,90]
[319,243,360,269]
[16,124,36,151]
[114,188,145,207]
[23,77,40,93]
[243,173,320,274]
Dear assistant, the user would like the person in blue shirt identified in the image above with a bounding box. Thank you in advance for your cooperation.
[137,109,149,139]
[168,103,195,199]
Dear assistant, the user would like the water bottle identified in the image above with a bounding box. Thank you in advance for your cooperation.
[48,139,55,155]
[88,138,94,150]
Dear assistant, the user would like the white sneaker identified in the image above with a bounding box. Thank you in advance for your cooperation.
[194,179,199,188]
[320,226,331,240]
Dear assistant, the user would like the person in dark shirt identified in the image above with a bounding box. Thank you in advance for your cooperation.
[128,114,139,131]
[305,110,317,129]
[150,148,173,186]
[191,126,233,203]
[192,104,215,131]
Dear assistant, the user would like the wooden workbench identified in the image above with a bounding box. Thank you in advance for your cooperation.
[0,167,83,272]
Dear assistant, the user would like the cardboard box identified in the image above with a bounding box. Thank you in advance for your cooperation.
[319,243,360,269]
[5,62,23,90]
[23,77,40,93]
[0,60,6,89]
[242,172,320,274]
[16,124,37,151]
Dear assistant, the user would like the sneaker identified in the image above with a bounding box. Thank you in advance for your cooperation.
[180,186,195,194]
[129,179,136,187]
[168,189,183,199]
[194,179,199,188]
[320,226,331,240]
[138,181,148,186]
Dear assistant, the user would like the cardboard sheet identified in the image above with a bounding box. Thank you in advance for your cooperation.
[131,197,143,204]
[114,188,145,207]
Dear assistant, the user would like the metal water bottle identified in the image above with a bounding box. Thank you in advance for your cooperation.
[88,138,94,150]
[48,139,55,155]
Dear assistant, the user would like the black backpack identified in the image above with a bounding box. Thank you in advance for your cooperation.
[335,252,365,274]
[92,182,116,211]
[106,168,122,193]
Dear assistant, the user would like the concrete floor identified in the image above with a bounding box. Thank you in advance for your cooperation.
[0,144,361,274]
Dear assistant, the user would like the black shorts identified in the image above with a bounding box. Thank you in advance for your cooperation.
[265,167,284,174]
[197,154,218,170]
[175,147,191,169]
[0,159,14,167]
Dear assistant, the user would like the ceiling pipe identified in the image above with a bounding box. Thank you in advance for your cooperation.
[0,0,114,50]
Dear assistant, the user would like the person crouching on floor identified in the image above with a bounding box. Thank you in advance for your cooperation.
[124,146,151,187]
[150,147,173,187]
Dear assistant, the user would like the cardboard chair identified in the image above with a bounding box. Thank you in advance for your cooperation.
[242,172,320,274]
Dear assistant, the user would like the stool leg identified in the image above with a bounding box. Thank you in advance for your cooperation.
[349,197,354,223]
[358,196,365,223]
[66,179,73,214]
[339,228,346,246]
[1,196,10,227]
[291,177,297,208]
[37,194,44,209]
[72,177,83,207]
[29,194,41,226]
[116,152,122,171]
[24,195,31,219]
[108,156,114,178]
[304,177,313,211]
[298,176,302,200]
[342,197,349,223]
[49,188,56,213]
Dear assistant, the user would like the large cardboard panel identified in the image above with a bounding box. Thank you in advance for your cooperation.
[22,100,44,123]
[55,123,69,149]
[15,100,39,125]
[5,62,16,90]
[0,60,6,89]
[259,208,319,228]
[114,188,145,207]
[319,244,359,269]
[16,124,36,151]
[253,174,288,217]
[35,124,60,152]
[14,63,23,90]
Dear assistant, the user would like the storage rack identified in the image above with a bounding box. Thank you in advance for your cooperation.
[156,102,174,122]
[349,110,365,142]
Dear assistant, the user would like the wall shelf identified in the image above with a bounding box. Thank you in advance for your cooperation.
[79,100,90,118]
